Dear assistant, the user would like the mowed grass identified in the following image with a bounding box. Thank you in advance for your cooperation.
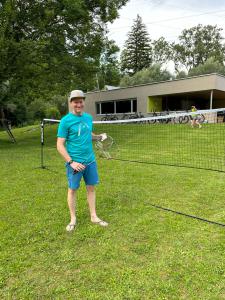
[1,124,225,299]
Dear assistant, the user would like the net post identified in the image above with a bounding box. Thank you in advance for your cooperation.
[39,118,60,170]
[40,120,45,169]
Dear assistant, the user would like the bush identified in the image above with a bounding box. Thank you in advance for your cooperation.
[188,57,225,76]
[27,99,46,121]
[45,106,61,120]
[50,94,68,116]
[120,64,173,87]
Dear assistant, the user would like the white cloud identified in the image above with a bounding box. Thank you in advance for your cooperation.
[108,0,225,50]
[167,0,225,8]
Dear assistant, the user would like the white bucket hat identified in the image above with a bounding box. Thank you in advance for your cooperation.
[69,90,85,101]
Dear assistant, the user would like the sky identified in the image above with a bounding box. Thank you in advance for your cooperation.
[107,0,225,53]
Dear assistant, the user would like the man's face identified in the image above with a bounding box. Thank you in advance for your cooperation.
[70,98,85,115]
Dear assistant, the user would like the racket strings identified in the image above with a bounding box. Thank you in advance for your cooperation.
[95,136,114,159]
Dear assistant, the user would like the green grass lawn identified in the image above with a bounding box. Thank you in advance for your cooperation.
[1,124,225,299]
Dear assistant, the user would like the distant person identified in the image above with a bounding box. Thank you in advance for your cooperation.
[190,105,202,128]
[57,90,108,231]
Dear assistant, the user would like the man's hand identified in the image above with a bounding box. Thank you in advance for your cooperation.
[92,133,107,141]
[70,161,85,173]
[99,133,107,141]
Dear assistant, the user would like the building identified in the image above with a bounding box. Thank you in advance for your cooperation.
[83,73,225,120]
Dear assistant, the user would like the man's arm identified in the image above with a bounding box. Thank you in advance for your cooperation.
[92,133,101,141]
[92,133,107,141]
[57,137,71,163]
[57,137,85,172]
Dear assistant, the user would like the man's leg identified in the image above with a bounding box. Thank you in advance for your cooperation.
[66,188,76,231]
[196,120,202,128]
[86,185,108,226]
[86,185,97,221]
[65,162,83,231]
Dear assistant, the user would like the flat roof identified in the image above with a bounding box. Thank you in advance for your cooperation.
[86,73,225,96]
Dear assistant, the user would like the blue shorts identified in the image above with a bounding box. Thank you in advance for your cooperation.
[66,161,99,190]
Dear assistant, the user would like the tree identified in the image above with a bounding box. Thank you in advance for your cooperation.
[171,24,225,72]
[188,57,225,76]
[120,64,172,87]
[120,15,152,75]
[152,37,172,66]
[97,38,121,89]
[0,0,128,124]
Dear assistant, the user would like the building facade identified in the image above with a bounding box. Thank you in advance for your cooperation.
[81,73,225,120]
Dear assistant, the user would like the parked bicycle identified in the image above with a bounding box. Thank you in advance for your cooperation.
[148,110,182,124]
[149,110,205,125]
[150,110,174,124]
[101,113,118,121]
[128,112,145,119]
[121,113,131,120]
[178,112,205,124]
[127,112,146,124]
[161,111,181,124]
[147,111,158,124]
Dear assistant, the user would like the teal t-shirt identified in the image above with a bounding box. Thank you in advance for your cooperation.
[57,112,95,164]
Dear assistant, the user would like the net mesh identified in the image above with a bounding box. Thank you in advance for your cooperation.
[42,108,225,172]
[93,108,225,172]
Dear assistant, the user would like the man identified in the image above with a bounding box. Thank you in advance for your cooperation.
[190,105,202,129]
[57,90,108,231]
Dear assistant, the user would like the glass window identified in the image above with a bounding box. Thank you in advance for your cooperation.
[116,100,131,113]
[101,101,114,114]
[96,99,137,115]
[132,100,137,112]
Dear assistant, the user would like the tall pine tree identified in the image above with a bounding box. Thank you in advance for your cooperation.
[120,15,152,75]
